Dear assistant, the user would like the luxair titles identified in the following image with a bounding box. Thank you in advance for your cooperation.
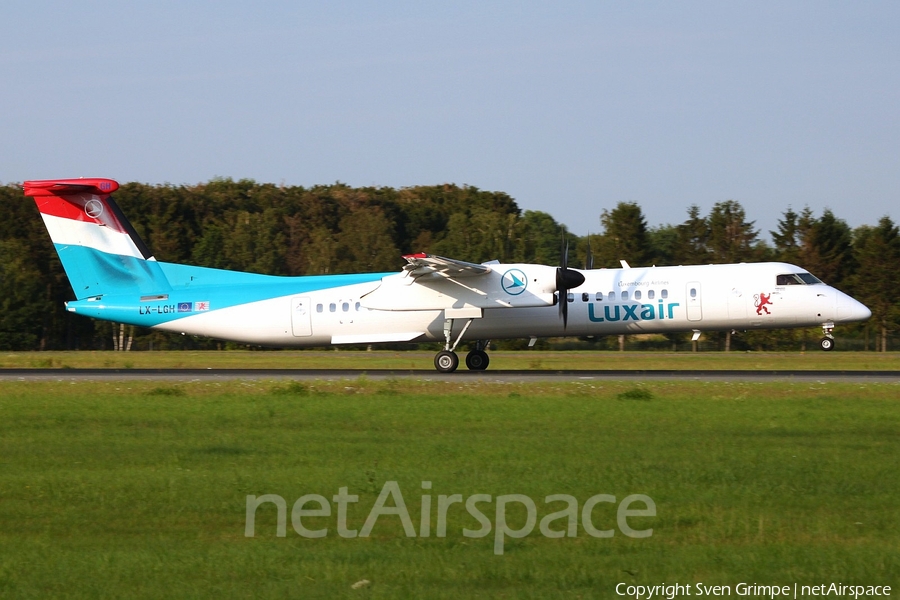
[589,280,678,323]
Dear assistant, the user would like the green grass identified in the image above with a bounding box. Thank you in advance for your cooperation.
[1,349,898,370]
[1,380,898,598]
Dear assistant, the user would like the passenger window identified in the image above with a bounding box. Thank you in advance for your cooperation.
[567,292,574,302]
[316,304,323,313]
[661,289,668,299]
[582,293,589,302]
[342,302,349,312]
[329,303,336,312]
[355,302,361,311]
[622,291,629,301]
[690,288,697,298]
[595,292,603,301]
[609,292,616,301]
[634,290,642,300]
[648,290,655,300]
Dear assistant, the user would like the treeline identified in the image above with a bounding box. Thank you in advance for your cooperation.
[0,179,897,351]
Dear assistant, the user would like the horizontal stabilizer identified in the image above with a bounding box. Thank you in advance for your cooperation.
[24,178,119,197]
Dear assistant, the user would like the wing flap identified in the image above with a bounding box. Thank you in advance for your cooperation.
[402,253,492,278]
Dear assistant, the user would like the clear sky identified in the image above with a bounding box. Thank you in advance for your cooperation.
[3,1,898,238]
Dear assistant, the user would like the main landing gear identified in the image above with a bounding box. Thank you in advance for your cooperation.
[465,348,489,370]
[820,321,835,351]
[433,316,490,373]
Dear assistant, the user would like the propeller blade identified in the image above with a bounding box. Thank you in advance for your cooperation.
[561,291,568,327]
[555,238,585,329]
[585,236,594,270]
[558,237,567,326]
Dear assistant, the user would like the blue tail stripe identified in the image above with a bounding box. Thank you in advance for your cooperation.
[54,243,172,298]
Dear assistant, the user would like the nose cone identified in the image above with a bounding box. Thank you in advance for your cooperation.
[836,292,872,322]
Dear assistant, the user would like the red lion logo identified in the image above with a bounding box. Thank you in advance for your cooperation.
[754,292,773,315]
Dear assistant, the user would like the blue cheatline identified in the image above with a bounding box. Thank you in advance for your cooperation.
[58,244,391,326]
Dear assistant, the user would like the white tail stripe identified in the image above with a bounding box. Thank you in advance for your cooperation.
[40,212,145,259]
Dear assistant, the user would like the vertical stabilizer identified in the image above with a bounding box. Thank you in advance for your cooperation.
[24,178,171,299]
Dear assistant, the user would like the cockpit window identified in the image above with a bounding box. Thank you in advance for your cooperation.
[777,272,823,285]
[776,274,803,285]
[797,272,823,284]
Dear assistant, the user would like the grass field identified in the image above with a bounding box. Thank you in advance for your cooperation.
[1,349,899,371]
[1,378,898,598]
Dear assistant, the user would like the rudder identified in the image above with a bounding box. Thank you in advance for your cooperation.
[24,178,171,299]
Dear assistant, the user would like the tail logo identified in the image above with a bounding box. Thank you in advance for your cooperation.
[84,199,104,219]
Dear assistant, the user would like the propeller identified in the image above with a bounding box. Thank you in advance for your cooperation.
[584,235,594,270]
[557,237,586,328]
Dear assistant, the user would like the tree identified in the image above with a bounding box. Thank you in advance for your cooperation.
[850,217,900,351]
[335,207,400,273]
[432,208,518,264]
[516,210,565,265]
[646,224,679,266]
[770,207,801,263]
[672,205,709,265]
[797,209,855,289]
[595,202,651,267]
[706,200,760,263]
[0,239,51,349]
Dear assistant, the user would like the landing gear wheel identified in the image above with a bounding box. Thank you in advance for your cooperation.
[820,337,835,351]
[434,350,459,373]
[465,350,490,371]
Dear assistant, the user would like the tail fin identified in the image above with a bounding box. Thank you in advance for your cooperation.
[24,178,171,299]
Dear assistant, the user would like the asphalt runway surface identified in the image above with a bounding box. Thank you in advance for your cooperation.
[1,368,899,383]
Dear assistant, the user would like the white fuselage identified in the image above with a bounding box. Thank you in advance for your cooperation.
[152,262,869,346]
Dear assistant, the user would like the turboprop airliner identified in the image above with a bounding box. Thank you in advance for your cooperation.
[25,178,872,372]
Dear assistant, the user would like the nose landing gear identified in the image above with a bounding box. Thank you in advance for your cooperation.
[820,322,835,351]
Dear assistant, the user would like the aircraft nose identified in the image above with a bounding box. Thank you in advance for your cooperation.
[836,292,872,322]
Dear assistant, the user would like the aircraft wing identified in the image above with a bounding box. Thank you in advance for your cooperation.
[361,252,555,311]
[402,253,492,278]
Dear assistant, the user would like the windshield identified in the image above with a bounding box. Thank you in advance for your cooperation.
[797,272,823,284]
[776,272,823,285]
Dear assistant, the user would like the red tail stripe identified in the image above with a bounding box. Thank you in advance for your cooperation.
[25,178,128,234]
[24,178,119,197]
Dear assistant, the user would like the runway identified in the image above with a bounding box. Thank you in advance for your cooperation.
[1,368,899,382]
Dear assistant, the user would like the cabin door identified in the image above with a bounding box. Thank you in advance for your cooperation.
[291,296,313,336]
[686,282,703,322]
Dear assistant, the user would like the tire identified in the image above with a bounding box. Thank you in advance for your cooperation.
[434,350,459,373]
[820,337,835,351]
[465,350,490,371]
